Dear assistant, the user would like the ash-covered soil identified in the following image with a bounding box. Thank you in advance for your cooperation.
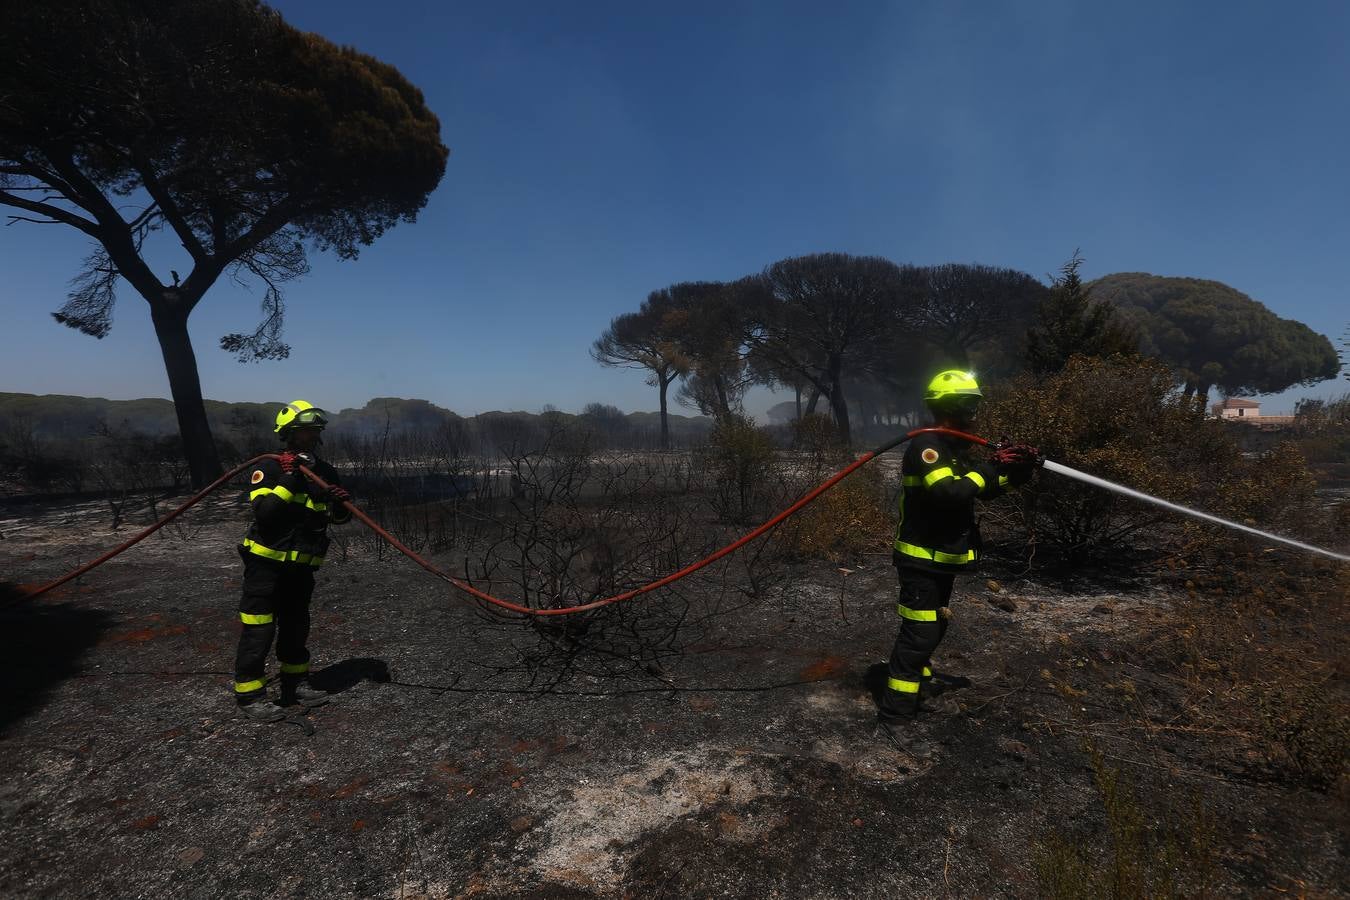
[1,497,1345,899]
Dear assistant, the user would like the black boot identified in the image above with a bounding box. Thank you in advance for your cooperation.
[280,675,329,708]
[875,702,920,748]
[876,685,920,724]
[237,697,287,722]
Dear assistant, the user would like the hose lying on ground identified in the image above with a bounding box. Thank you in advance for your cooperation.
[20,428,982,612]
[17,425,1346,610]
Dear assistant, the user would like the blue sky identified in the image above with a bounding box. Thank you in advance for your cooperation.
[2,0,1346,417]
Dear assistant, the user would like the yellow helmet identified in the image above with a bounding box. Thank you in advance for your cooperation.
[274,399,329,434]
[924,370,982,403]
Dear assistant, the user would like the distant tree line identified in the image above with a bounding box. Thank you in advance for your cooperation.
[595,251,1339,444]
[593,256,1052,446]
[326,399,711,453]
[0,393,714,492]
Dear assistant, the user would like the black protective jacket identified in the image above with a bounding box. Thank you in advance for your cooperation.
[893,431,1008,574]
[241,455,350,567]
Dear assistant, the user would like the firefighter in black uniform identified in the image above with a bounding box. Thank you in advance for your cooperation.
[233,400,352,722]
[877,370,1038,725]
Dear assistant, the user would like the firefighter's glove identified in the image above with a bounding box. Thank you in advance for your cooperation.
[992,442,1040,468]
[325,485,351,505]
[276,451,299,474]
[992,442,1040,486]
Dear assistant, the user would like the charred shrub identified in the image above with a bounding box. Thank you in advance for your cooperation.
[1292,393,1350,481]
[0,414,87,494]
[459,427,725,684]
[790,413,845,460]
[85,424,191,528]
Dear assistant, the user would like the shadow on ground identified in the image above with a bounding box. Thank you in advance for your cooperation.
[309,656,391,694]
[0,596,113,734]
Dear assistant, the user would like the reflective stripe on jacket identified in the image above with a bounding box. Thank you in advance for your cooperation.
[893,431,1007,573]
[241,456,349,567]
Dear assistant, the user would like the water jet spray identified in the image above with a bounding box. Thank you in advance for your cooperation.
[1037,458,1349,563]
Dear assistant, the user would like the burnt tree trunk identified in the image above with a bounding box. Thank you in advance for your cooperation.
[658,368,673,450]
[827,358,851,443]
[150,298,222,486]
[1195,383,1213,414]
[713,375,732,422]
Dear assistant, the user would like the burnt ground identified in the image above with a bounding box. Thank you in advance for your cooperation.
[1,495,1346,899]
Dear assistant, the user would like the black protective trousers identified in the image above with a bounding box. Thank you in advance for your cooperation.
[233,550,315,702]
[880,566,954,716]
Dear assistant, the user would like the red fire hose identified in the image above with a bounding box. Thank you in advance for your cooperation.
[22,427,989,615]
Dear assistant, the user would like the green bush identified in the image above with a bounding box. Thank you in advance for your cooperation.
[977,355,1315,561]
[696,415,777,523]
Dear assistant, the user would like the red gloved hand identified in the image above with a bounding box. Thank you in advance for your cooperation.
[326,485,351,505]
[992,442,1040,468]
[276,451,298,474]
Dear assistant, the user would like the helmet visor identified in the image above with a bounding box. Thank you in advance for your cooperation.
[292,408,328,429]
[928,394,980,419]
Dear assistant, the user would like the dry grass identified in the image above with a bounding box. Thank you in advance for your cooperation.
[1035,743,1219,900]
[1150,546,1350,793]
[775,466,889,563]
